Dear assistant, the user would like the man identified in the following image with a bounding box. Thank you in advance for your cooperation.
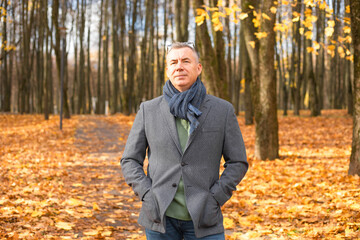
[121,42,248,239]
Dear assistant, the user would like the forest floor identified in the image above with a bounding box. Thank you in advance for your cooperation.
[0,110,359,239]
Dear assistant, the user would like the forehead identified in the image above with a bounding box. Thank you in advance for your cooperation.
[167,47,198,61]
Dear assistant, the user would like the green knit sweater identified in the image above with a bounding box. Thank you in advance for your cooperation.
[165,118,192,220]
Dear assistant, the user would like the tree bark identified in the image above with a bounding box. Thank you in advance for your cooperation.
[78,0,86,114]
[1,0,11,112]
[112,0,120,113]
[175,0,189,41]
[349,0,360,175]
[242,0,279,160]
[193,0,229,101]
[123,0,137,114]
[96,0,104,114]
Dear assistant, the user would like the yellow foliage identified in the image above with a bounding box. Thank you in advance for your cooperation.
[224,7,232,16]
[304,19,313,30]
[325,27,334,37]
[344,35,352,44]
[314,41,320,50]
[304,8,312,16]
[338,46,345,58]
[213,22,223,31]
[231,4,241,12]
[344,17,351,25]
[346,55,353,62]
[217,0,223,7]
[343,26,351,34]
[304,0,315,7]
[239,13,248,20]
[307,47,314,53]
[292,16,300,22]
[195,16,205,26]
[299,27,304,35]
[252,17,260,28]
[270,6,277,14]
[255,32,268,40]
[319,1,327,10]
[292,11,300,18]
[248,5,254,9]
[327,45,336,51]
[196,8,206,16]
[282,0,289,5]
[327,46,335,58]
[345,5,350,14]
[327,20,335,27]
[248,41,255,49]
[305,31,313,40]
[311,15,318,22]
[208,7,219,11]
[262,13,271,21]
[0,7,7,16]
[274,23,286,32]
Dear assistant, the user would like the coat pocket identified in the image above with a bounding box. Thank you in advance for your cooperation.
[198,193,221,228]
[142,190,161,223]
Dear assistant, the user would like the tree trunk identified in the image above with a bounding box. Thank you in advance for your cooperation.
[44,0,50,120]
[53,0,70,118]
[305,6,320,116]
[1,0,11,112]
[119,0,126,112]
[225,0,232,105]
[72,4,78,114]
[124,0,137,114]
[86,14,92,114]
[316,2,325,110]
[193,0,229,101]
[175,0,189,41]
[349,0,360,175]
[96,0,104,114]
[78,0,86,114]
[242,0,279,160]
[292,0,302,115]
[112,0,120,113]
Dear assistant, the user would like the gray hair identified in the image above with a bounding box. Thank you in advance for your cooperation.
[166,42,200,62]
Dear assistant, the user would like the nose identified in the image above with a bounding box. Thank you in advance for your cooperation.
[175,62,184,71]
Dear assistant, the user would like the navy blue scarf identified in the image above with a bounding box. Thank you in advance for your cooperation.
[163,78,206,134]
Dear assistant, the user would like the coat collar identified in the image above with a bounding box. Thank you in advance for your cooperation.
[159,95,212,155]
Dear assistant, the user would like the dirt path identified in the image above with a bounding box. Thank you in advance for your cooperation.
[69,115,143,238]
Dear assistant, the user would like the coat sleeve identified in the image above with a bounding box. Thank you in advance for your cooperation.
[120,103,152,201]
[210,105,249,206]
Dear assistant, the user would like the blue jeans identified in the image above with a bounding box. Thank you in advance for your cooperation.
[145,216,225,240]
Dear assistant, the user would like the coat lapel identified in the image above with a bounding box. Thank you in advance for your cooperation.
[184,95,211,152]
[160,98,183,155]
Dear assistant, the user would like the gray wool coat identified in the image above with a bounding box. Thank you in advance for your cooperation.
[120,94,248,238]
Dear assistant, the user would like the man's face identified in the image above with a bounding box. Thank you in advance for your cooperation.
[166,47,202,92]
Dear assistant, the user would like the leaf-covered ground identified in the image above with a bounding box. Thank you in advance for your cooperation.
[0,110,358,239]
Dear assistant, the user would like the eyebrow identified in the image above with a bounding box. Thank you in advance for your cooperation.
[169,57,192,62]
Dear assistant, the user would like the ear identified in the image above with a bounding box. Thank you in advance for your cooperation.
[166,66,169,78]
[197,63,202,76]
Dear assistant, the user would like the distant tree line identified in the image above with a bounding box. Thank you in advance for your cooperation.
[0,0,353,117]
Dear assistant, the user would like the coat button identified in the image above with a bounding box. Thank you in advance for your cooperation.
[181,162,186,166]
[154,219,161,224]
[172,183,177,187]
